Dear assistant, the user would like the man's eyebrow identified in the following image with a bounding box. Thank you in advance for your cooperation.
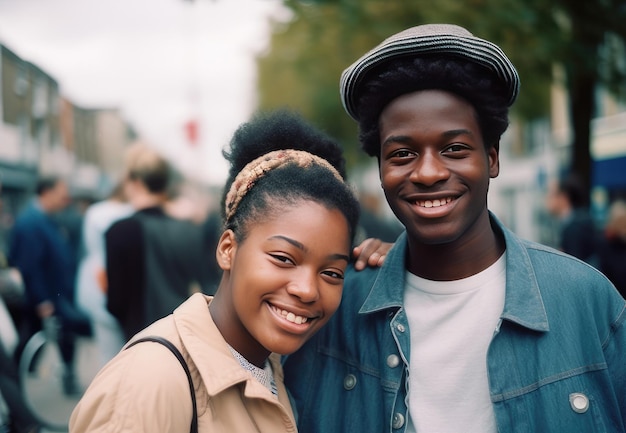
[381,135,412,148]
[382,129,476,148]
[441,128,475,139]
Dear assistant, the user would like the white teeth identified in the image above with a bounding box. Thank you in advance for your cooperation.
[272,306,308,324]
[417,197,452,208]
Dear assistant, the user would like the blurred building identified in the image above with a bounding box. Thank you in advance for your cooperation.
[59,100,136,198]
[488,62,626,247]
[0,41,136,257]
[1,42,136,187]
[0,44,51,231]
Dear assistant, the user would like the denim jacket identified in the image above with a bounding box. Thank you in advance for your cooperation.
[283,214,626,433]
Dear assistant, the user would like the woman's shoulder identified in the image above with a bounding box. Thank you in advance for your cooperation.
[70,331,193,432]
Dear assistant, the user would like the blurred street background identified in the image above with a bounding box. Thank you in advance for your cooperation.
[0,0,625,429]
[21,337,99,433]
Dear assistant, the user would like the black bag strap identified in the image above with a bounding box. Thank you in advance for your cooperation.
[125,336,198,433]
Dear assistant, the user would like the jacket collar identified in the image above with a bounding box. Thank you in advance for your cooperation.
[359,213,549,332]
[359,231,408,314]
[171,294,292,405]
[495,214,549,332]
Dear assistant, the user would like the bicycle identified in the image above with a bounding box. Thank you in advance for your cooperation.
[18,317,97,432]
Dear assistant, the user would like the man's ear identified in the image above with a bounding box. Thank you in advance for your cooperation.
[216,230,237,271]
[488,144,500,179]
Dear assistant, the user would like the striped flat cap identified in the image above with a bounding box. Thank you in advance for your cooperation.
[340,23,520,121]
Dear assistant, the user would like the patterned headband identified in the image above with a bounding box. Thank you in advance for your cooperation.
[224,149,345,223]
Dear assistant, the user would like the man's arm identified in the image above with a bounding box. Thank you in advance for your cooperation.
[9,225,53,313]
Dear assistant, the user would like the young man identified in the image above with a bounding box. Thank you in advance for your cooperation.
[545,172,599,264]
[283,24,626,432]
[9,176,91,396]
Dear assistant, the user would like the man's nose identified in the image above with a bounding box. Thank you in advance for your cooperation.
[408,152,450,186]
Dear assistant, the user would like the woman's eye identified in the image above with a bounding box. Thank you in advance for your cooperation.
[322,270,344,280]
[270,254,294,265]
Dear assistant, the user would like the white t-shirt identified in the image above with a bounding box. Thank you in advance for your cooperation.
[404,254,506,433]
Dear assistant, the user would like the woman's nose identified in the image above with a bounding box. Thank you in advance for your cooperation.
[286,271,319,303]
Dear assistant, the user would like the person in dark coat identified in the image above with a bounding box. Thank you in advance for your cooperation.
[105,143,211,341]
[545,173,599,265]
[598,200,626,298]
[8,176,91,396]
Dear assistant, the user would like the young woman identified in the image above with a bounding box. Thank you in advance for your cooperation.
[69,109,361,433]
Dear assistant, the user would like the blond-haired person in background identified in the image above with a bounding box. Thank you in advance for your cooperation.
[104,142,211,342]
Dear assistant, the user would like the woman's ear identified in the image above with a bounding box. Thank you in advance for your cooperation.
[216,229,237,271]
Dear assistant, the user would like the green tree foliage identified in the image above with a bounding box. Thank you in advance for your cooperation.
[256,0,626,196]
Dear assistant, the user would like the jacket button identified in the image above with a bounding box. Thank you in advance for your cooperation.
[569,393,589,413]
[396,324,405,333]
[392,413,405,429]
[343,374,357,390]
[386,354,400,368]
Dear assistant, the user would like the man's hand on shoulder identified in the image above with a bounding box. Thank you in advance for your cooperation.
[352,238,393,271]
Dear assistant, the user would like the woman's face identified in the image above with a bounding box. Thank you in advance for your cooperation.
[213,199,351,366]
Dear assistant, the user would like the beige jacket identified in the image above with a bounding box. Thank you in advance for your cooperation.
[70,293,297,432]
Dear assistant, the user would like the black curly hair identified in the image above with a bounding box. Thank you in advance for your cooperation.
[355,55,512,158]
[220,109,360,244]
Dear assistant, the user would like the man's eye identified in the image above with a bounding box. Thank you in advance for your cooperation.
[391,150,413,158]
[445,144,468,153]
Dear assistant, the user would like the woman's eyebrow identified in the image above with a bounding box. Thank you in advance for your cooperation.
[269,235,350,262]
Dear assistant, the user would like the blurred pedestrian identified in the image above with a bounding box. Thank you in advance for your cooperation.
[283,23,626,432]
[0,179,22,351]
[545,172,599,265]
[199,207,223,294]
[0,296,43,433]
[75,182,133,367]
[8,176,91,396]
[0,323,42,433]
[165,183,223,294]
[69,109,361,432]
[53,194,93,268]
[355,189,403,244]
[104,142,211,341]
[598,199,626,298]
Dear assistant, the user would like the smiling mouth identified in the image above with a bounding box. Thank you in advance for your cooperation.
[270,305,310,325]
[414,197,454,208]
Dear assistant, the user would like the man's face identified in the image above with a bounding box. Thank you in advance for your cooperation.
[377,89,499,247]
[545,180,568,218]
[46,181,71,213]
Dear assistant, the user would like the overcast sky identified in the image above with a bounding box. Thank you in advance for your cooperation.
[0,0,289,185]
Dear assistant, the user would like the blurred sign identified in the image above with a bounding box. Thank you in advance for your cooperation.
[184,119,199,146]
